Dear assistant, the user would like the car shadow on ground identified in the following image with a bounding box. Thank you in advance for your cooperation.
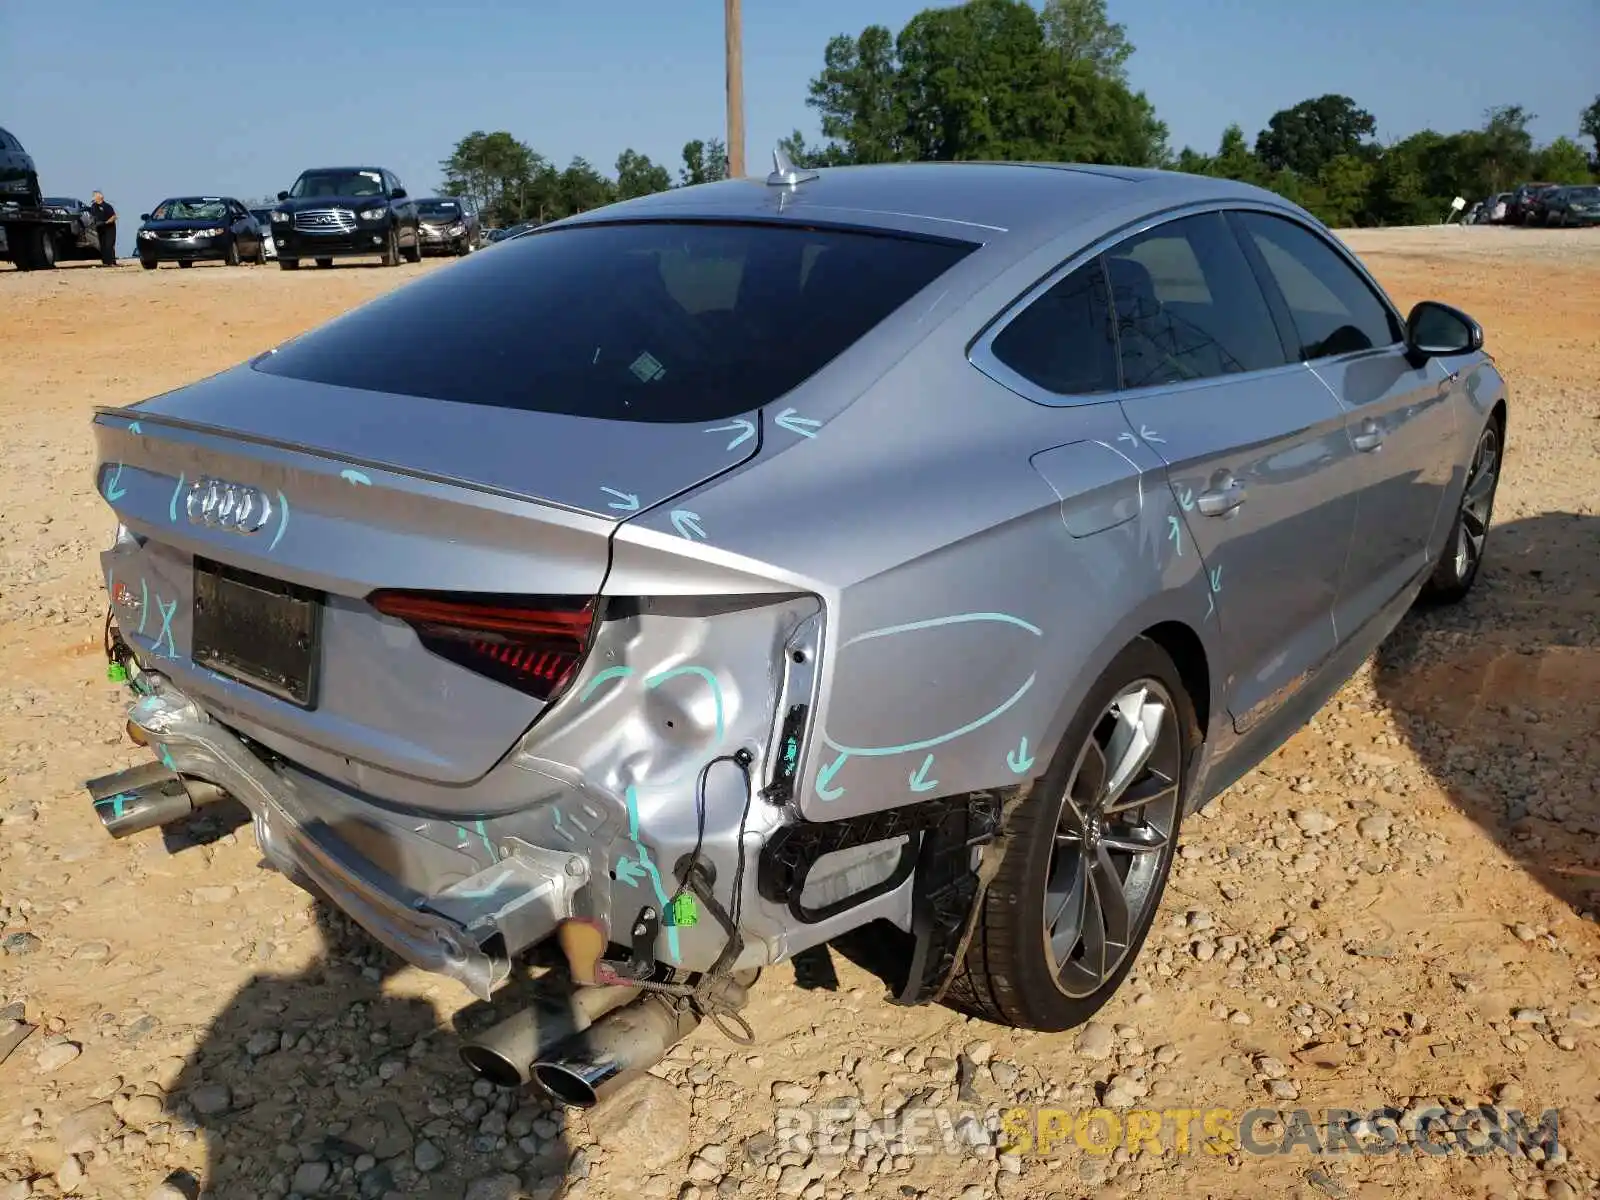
[161,901,578,1200]
[1374,511,1600,920]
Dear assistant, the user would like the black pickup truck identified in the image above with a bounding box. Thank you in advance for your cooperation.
[268,166,422,269]
[0,125,83,270]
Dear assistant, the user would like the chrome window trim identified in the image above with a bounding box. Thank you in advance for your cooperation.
[967,198,1408,409]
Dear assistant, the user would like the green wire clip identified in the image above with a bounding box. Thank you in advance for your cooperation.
[665,893,699,928]
[106,662,128,683]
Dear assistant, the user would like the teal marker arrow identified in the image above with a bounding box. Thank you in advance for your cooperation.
[1166,515,1183,556]
[614,856,647,887]
[774,408,822,438]
[601,487,639,512]
[670,509,705,540]
[816,751,848,801]
[168,472,186,522]
[105,463,126,503]
[1177,486,1195,512]
[908,754,938,793]
[340,469,372,486]
[1210,565,1223,593]
[1006,736,1035,775]
[704,418,756,451]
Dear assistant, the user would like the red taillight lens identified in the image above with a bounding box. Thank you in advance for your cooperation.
[369,591,596,703]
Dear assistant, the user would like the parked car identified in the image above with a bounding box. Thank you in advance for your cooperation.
[486,220,536,244]
[1484,192,1511,224]
[86,158,1505,1103]
[269,166,421,269]
[249,207,278,259]
[1507,182,1556,225]
[415,196,479,255]
[0,125,82,270]
[0,124,40,206]
[1542,184,1600,227]
[136,197,264,269]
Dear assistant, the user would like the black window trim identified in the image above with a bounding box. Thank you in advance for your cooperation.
[967,199,1408,408]
[1223,208,1406,367]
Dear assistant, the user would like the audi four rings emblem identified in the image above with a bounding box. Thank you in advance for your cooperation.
[186,478,273,533]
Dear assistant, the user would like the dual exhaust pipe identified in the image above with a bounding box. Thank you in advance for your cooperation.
[85,760,227,840]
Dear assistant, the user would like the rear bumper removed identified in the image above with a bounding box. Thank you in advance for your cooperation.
[98,683,591,1001]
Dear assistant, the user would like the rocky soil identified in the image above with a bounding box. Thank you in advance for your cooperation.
[1,229,1597,1200]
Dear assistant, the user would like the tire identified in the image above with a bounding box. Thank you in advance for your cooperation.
[1418,418,1502,606]
[949,637,1197,1032]
[224,238,240,267]
[317,258,334,269]
[380,229,399,267]
[140,257,157,270]
[179,260,192,269]
[279,258,300,270]
[402,231,421,264]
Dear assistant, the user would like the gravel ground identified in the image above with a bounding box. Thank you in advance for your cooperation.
[1,228,1597,1200]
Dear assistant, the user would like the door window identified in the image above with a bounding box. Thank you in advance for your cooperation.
[1105,212,1288,390]
[1234,212,1402,360]
[988,259,1119,396]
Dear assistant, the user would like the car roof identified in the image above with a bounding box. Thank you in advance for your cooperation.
[554,160,1303,268]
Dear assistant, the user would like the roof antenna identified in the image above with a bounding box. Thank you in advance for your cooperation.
[767,144,819,188]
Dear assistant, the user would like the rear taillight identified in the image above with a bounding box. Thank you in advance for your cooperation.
[368,591,596,703]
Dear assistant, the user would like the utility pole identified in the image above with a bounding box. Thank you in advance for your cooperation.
[725,0,745,178]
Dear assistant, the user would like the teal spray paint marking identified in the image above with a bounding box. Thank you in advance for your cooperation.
[1210,565,1223,593]
[157,744,176,770]
[168,473,186,522]
[613,855,647,887]
[623,785,680,961]
[94,792,134,818]
[823,674,1036,759]
[1205,592,1215,621]
[267,491,289,552]
[1177,486,1195,512]
[908,754,938,793]
[153,595,178,657]
[774,408,822,438]
[578,665,634,702]
[1138,425,1165,445]
[340,469,372,486]
[473,820,493,858]
[128,422,142,434]
[704,418,756,451]
[1006,736,1035,775]
[839,611,1043,649]
[137,578,149,635]
[1166,516,1183,555]
[815,751,849,801]
[600,487,639,512]
[670,510,706,540]
[105,463,126,503]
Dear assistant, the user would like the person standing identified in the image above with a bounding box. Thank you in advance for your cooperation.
[88,190,119,266]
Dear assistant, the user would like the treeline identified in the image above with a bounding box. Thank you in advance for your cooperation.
[438,131,729,227]
[443,0,1600,231]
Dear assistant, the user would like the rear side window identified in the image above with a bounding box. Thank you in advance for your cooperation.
[1105,212,1287,389]
[255,221,976,421]
[1234,212,1401,360]
[989,260,1118,396]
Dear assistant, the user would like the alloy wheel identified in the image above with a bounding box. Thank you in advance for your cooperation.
[1453,425,1500,580]
[1043,679,1182,999]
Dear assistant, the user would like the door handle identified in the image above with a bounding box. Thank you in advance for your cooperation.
[1352,421,1384,453]
[1196,477,1246,517]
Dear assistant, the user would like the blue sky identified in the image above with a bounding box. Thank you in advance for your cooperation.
[2,0,1594,239]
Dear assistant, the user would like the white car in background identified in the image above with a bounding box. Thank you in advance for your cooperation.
[249,208,277,260]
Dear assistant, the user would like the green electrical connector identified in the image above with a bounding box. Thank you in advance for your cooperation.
[106,662,128,683]
[666,893,699,928]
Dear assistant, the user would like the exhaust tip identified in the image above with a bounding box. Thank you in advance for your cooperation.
[458,1043,528,1090]
[125,720,148,747]
[532,1062,601,1109]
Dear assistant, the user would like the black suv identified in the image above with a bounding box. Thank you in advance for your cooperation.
[269,166,421,269]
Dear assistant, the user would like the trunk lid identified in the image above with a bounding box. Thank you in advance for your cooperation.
[94,367,758,788]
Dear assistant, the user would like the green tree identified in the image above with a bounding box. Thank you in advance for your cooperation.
[556,157,615,215]
[615,149,672,200]
[1532,136,1594,183]
[679,138,730,186]
[1255,95,1377,177]
[1582,95,1600,168]
[439,131,538,221]
[806,26,906,163]
[1312,153,1378,227]
[1038,0,1133,82]
[1476,104,1536,191]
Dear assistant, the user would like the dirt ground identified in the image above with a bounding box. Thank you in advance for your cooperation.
[1,228,1597,1200]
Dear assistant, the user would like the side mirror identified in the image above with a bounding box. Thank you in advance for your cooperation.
[1405,300,1482,361]
[139,213,150,221]
[390,187,407,200]
[277,190,290,202]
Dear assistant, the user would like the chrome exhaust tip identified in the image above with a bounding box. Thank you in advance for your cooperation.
[457,984,642,1089]
[530,993,704,1110]
[84,761,230,839]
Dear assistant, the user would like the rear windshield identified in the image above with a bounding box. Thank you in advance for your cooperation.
[418,200,461,217]
[253,220,976,422]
